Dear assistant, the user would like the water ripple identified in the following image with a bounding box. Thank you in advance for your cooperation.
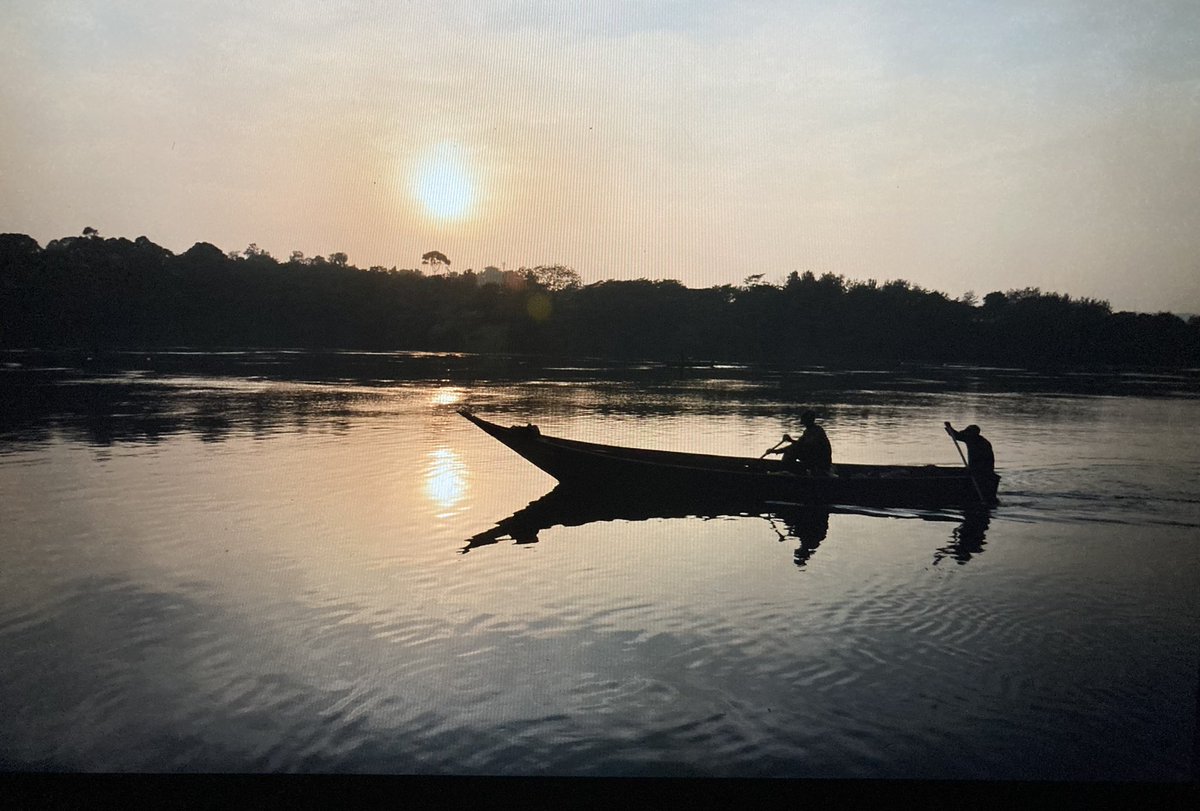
[1,362,1197,779]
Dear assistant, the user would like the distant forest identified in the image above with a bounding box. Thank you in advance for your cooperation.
[2,230,1198,367]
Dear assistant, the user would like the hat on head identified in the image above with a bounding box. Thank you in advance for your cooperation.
[800,410,817,424]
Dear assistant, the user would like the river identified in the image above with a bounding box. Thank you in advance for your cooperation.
[1,349,1196,779]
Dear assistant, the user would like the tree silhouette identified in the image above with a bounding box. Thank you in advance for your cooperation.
[421,251,451,274]
[2,230,1198,367]
[523,264,581,292]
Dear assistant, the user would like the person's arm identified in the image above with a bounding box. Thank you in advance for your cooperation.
[944,421,960,440]
[766,434,795,454]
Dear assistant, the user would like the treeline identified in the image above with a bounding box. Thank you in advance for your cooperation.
[2,231,1198,367]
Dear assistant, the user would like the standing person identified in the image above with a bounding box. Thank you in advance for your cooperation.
[768,410,832,475]
[944,422,994,475]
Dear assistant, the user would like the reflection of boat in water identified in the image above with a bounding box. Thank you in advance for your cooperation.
[462,485,775,551]
[462,485,992,568]
[932,508,991,565]
[459,410,999,507]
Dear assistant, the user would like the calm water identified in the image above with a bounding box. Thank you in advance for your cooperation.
[1,350,1197,779]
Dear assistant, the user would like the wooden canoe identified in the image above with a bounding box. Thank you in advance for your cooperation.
[458,409,1000,508]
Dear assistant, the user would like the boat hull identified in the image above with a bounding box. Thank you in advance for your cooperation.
[459,410,999,508]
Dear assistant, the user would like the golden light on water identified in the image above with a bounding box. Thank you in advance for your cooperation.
[411,142,477,221]
[424,447,467,511]
[431,387,464,406]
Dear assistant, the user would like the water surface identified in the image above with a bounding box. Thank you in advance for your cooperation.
[1,350,1197,778]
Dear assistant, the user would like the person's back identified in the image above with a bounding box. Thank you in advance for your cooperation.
[945,422,994,475]
[796,421,832,473]
[782,410,832,475]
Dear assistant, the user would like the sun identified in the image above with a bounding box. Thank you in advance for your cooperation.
[411,142,477,221]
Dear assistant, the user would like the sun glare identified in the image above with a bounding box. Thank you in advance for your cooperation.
[424,447,467,512]
[431,387,464,406]
[412,142,476,221]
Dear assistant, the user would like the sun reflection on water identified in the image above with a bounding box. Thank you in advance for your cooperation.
[424,447,467,513]
[431,387,464,406]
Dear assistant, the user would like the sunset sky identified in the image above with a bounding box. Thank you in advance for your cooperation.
[3,1,1198,312]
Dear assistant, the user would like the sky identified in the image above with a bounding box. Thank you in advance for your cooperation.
[2,0,1199,313]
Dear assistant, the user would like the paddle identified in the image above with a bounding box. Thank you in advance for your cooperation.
[760,435,791,459]
[945,422,987,505]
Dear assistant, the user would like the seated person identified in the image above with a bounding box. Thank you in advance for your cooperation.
[768,410,832,475]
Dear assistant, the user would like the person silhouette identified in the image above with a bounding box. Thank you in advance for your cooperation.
[768,410,832,475]
[944,422,994,476]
